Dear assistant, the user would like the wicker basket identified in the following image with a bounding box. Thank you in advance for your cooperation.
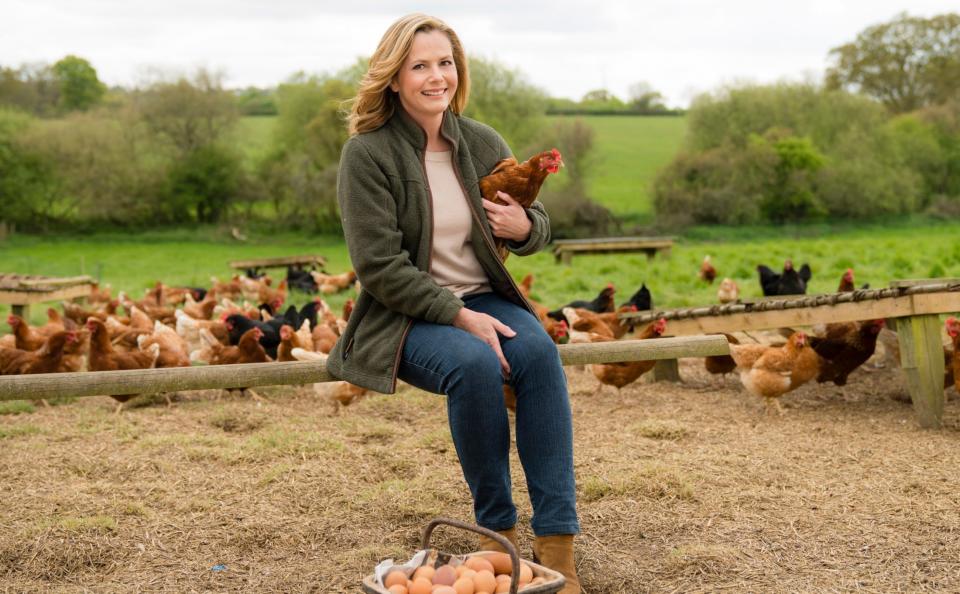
[362,517,566,594]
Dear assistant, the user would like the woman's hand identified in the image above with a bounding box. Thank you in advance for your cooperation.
[452,307,516,377]
[482,191,532,242]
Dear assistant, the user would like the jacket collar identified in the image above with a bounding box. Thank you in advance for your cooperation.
[389,104,461,152]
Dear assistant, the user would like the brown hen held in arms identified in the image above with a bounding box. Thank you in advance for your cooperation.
[478,148,564,260]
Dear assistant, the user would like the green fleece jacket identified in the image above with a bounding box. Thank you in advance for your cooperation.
[327,107,551,393]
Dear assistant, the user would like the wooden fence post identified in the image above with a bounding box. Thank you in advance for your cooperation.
[895,315,946,429]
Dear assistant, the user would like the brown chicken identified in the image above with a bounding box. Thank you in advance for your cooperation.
[808,319,885,386]
[945,317,959,393]
[517,273,534,299]
[277,324,314,362]
[258,279,288,312]
[62,299,122,324]
[310,270,358,295]
[199,327,271,401]
[0,331,80,375]
[86,318,162,413]
[717,278,739,304]
[88,282,113,304]
[182,292,218,320]
[729,331,819,415]
[478,148,564,260]
[565,305,637,339]
[699,255,717,283]
[589,318,668,393]
[7,315,47,351]
[137,321,190,369]
[838,268,856,292]
[705,333,739,381]
[210,275,244,300]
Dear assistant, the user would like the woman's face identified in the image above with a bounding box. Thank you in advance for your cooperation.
[391,29,458,129]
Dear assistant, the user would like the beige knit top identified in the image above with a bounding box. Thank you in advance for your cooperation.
[424,150,491,297]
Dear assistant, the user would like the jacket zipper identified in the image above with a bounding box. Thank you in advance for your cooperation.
[389,147,434,392]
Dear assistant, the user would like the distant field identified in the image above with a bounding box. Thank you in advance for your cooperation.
[552,115,687,220]
[237,115,688,219]
[3,221,958,325]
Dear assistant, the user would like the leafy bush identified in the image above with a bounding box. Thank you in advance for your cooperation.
[0,108,59,230]
[654,83,929,225]
[165,144,243,224]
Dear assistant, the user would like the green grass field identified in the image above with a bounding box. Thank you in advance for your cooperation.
[3,221,958,325]
[563,115,687,220]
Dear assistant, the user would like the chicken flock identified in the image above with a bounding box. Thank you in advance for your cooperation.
[0,270,361,413]
[2,257,958,417]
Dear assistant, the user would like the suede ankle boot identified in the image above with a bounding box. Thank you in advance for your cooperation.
[533,534,580,594]
[477,526,519,554]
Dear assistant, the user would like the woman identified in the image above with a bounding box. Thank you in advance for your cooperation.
[330,13,579,592]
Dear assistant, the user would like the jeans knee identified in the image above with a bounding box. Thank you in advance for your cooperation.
[510,330,561,370]
[447,345,502,391]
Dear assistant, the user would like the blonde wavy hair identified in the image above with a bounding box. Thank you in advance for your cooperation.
[346,13,470,136]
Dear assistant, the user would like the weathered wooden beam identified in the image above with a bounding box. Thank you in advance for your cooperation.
[0,336,730,402]
[0,284,93,307]
[894,315,946,429]
[228,255,327,270]
[622,292,960,337]
[17,275,93,287]
[557,335,728,366]
[0,361,333,402]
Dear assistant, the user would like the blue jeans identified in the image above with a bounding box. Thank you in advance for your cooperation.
[398,291,579,537]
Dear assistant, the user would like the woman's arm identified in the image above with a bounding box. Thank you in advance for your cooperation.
[337,138,463,324]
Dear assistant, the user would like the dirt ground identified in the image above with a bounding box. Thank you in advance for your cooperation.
[1,352,959,593]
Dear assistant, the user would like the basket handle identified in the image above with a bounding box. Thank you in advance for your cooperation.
[422,517,521,594]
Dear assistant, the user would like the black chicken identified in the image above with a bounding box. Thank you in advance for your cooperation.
[547,284,616,321]
[757,260,812,296]
[286,265,319,293]
[622,283,653,311]
[224,311,301,359]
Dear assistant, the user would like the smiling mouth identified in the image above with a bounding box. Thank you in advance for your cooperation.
[422,89,446,96]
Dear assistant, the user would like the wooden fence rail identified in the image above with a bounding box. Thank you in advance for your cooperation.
[0,336,729,402]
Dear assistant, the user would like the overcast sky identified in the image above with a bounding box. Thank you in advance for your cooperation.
[4,1,956,107]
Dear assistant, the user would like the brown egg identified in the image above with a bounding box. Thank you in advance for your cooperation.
[465,557,495,575]
[452,577,475,594]
[494,581,510,594]
[472,569,497,594]
[387,585,408,594]
[433,564,457,586]
[432,587,457,594]
[460,569,477,581]
[486,552,512,576]
[409,577,433,594]
[495,574,511,586]
[518,562,533,584]
[413,566,436,582]
[385,569,408,589]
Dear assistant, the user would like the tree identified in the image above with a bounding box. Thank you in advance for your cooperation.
[627,81,668,112]
[464,56,548,151]
[826,12,960,113]
[134,69,238,156]
[52,55,106,112]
